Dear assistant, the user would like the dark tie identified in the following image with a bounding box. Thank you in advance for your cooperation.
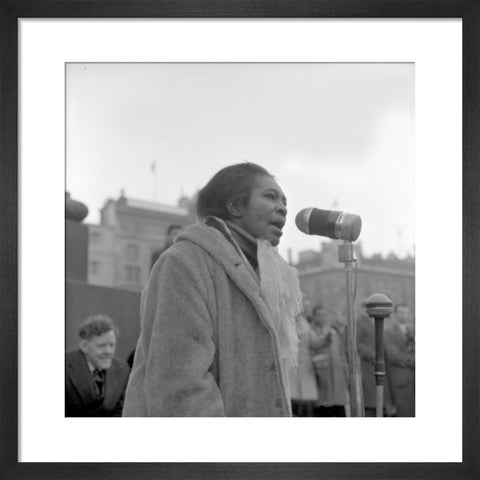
[92,369,105,398]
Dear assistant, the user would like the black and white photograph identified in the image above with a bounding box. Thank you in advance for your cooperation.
[65,62,415,419]
[7,13,471,475]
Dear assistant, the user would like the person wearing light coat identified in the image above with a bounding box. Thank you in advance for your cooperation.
[123,163,303,417]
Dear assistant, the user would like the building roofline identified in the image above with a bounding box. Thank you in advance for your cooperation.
[85,222,115,230]
[125,198,189,216]
[298,264,415,279]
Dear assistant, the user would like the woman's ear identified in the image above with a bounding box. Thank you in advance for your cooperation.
[226,201,244,219]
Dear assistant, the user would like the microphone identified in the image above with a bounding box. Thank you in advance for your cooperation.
[295,208,362,242]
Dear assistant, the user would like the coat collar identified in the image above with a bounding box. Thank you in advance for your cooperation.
[225,220,258,268]
[176,222,276,331]
[66,350,122,409]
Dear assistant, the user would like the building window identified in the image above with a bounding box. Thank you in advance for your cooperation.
[125,265,141,283]
[90,260,100,275]
[126,243,139,262]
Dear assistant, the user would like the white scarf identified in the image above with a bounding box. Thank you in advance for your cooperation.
[256,239,302,372]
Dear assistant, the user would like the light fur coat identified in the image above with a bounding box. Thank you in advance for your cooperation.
[123,222,292,416]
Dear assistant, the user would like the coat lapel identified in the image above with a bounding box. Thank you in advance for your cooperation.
[67,350,97,406]
[187,222,277,333]
[179,222,302,335]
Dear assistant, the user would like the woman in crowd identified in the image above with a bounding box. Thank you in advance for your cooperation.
[288,312,319,417]
[309,304,350,416]
[123,162,303,416]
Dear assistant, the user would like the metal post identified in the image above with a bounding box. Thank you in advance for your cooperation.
[338,242,364,417]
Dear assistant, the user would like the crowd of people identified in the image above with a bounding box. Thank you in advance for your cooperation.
[289,302,415,417]
[65,162,415,417]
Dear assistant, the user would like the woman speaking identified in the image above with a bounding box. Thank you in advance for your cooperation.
[123,163,303,416]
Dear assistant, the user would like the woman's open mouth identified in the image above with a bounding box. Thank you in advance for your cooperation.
[269,220,285,236]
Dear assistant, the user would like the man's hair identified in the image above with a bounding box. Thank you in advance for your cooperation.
[312,304,325,315]
[78,314,119,340]
[166,224,183,236]
[394,303,410,313]
[196,162,273,221]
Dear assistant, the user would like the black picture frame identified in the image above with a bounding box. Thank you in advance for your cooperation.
[1,1,478,479]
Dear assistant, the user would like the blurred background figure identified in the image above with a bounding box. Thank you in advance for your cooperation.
[65,314,130,417]
[384,303,415,417]
[309,305,349,417]
[356,301,394,417]
[150,224,184,271]
[331,307,347,345]
[289,313,318,417]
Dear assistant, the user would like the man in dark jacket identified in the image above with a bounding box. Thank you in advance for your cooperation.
[384,304,415,417]
[66,315,130,417]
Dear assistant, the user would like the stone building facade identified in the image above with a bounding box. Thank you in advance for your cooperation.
[87,192,196,291]
[296,241,415,320]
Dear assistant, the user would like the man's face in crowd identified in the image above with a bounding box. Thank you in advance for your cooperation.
[395,306,411,325]
[80,330,117,370]
[312,307,328,327]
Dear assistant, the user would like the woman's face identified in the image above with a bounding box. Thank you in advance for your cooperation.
[231,175,287,246]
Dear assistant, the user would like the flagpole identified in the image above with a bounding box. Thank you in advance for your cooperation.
[152,160,157,202]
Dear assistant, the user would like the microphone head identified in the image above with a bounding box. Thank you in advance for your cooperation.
[295,207,362,241]
[336,212,362,242]
[365,293,393,318]
[295,208,314,234]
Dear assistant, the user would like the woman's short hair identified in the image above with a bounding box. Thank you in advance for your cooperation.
[196,162,273,220]
[78,314,119,340]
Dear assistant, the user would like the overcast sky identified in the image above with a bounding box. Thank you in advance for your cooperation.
[66,63,414,262]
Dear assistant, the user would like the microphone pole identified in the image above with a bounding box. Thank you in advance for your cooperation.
[365,293,393,417]
[295,208,364,416]
[338,241,364,417]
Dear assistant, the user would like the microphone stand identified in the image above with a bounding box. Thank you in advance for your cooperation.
[365,294,393,417]
[338,241,364,417]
